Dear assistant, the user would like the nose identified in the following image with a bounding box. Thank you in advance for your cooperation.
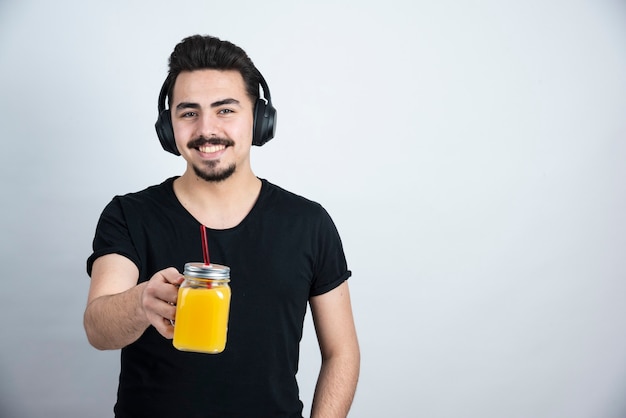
[197,112,221,138]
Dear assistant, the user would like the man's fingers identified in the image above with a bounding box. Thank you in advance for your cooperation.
[145,303,177,339]
[141,267,182,339]
[160,267,185,286]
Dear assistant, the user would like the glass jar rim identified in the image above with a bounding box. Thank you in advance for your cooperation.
[183,262,230,279]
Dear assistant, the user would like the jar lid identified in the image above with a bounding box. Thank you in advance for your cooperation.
[184,262,230,279]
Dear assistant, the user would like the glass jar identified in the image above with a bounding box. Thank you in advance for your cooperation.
[173,262,231,354]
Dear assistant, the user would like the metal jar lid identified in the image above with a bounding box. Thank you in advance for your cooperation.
[183,262,230,279]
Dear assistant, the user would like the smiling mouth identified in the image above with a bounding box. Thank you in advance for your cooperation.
[188,136,234,154]
[198,144,226,153]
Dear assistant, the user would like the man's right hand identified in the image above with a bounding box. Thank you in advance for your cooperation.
[141,267,185,339]
[85,254,183,350]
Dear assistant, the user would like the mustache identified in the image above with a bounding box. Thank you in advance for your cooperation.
[187,136,235,149]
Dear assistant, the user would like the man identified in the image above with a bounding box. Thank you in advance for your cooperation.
[84,34,359,417]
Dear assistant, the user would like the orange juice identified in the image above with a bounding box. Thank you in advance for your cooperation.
[173,262,231,354]
[173,285,231,353]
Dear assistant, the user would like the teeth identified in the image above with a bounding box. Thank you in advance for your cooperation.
[199,145,226,153]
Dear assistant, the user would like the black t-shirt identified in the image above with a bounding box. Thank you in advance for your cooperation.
[87,177,351,418]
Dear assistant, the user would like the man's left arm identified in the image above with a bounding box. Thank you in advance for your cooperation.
[309,280,360,418]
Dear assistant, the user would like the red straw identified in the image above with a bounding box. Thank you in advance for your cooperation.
[200,225,210,266]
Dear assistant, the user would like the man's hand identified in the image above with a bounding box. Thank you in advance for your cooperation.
[141,267,185,339]
[85,254,184,350]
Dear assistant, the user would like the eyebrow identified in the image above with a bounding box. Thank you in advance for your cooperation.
[175,98,241,111]
[211,98,241,108]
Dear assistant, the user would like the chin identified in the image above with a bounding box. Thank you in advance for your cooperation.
[192,163,236,183]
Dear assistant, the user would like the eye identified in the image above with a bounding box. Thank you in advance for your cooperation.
[181,111,197,118]
[218,108,234,115]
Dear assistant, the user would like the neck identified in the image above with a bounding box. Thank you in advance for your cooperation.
[174,167,262,229]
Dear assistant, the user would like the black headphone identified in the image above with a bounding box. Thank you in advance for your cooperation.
[155,72,277,155]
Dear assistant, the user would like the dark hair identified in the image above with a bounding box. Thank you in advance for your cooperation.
[166,35,261,105]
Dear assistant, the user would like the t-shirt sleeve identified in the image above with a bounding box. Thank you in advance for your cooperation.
[86,196,141,277]
[309,207,351,297]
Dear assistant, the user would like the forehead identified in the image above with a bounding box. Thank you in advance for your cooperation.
[171,69,250,105]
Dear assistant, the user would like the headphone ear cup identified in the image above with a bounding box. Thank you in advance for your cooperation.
[155,109,180,155]
[252,98,277,146]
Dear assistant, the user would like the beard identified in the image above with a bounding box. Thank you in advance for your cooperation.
[187,136,237,183]
[192,160,236,182]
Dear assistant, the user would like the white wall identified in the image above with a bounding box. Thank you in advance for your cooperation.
[1,0,625,416]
